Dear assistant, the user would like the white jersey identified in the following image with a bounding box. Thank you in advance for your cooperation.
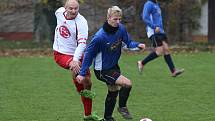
[53,7,88,61]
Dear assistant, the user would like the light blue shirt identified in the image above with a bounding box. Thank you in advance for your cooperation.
[142,0,165,38]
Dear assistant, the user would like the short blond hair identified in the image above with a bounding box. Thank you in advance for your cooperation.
[107,6,122,19]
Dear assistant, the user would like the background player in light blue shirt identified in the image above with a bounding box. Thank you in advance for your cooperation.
[138,0,184,77]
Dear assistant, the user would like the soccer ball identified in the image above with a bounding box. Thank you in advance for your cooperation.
[140,118,152,121]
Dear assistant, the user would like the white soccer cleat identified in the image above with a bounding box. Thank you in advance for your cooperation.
[172,68,185,77]
[137,60,144,74]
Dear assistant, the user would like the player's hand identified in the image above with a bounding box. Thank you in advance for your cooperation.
[155,27,160,33]
[138,43,146,50]
[69,60,81,74]
[76,75,85,84]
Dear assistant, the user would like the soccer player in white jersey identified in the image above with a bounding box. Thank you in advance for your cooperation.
[53,0,102,120]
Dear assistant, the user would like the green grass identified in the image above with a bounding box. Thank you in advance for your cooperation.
[0,40,51,49]
[0,52,215,121]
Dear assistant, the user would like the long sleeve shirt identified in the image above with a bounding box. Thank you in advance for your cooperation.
[80,23,139,76]
[142,0,165,38]
[53,7,88,61]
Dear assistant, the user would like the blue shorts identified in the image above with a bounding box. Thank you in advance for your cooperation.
[149,33,168,47]
[94,65,121,85]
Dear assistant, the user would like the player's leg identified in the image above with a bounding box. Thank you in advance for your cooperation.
[162,41,175,73]
[142,35,160,65]
[137,35,160,73]
[99,65,132,119]
[115,75,133,119]
[162,41,184,77]
[73,75,103,121]
[79,76,96,99]
[104,85,119,121]
[73,72,102,121]
[54,52,89,118]
[94,66,120,121]
[54,52,101,120]
[72,74,92,116]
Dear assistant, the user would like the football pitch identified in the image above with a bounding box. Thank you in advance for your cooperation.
[0,52,215,121]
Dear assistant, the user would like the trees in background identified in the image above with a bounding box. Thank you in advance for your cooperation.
[121,0,202,43]
[34,0,202,43]
[33,0,62,43]
[164,0,201,43]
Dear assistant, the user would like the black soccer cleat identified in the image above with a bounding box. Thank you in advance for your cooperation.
[104,117,116,121]
[117,107,132,119]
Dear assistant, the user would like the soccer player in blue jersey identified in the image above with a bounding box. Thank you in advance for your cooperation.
[76,6,145,121]
[137,0,184,77]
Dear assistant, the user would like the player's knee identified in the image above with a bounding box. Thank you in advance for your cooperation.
[123,80,132,88]
[116,76,132,87]
[108,85,120,92]
[73,82,84,93]
[163,48,170,54]
[125,83,132,88]
[155,49,163,56]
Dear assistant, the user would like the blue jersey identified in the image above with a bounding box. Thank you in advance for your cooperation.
[80,23,139,76]
[142,0,165,38]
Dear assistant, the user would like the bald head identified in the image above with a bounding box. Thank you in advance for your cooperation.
[65,0,79,9]
[64,0,79,19]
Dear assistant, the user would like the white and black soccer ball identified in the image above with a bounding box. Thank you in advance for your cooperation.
[140,118,152,121]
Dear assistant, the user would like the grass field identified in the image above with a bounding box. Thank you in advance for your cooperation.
[0,52,215,121]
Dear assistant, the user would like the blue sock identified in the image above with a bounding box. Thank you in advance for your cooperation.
[164,54,175,73]
[142,52,158,65]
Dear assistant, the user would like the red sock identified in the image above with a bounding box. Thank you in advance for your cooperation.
[73,79,84,92]
[73,79,92,116]
[81,96,92,116]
